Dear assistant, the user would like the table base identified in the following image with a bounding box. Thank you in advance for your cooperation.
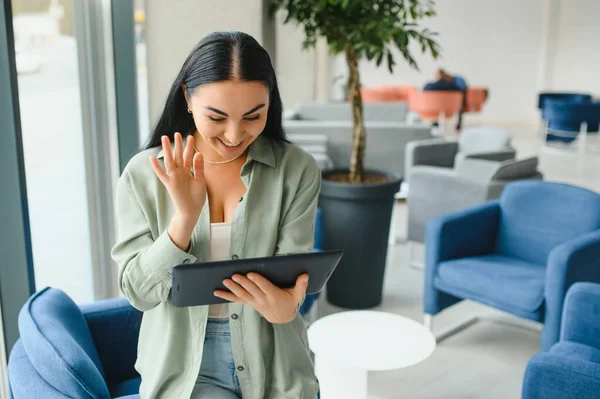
[316,356,369,399]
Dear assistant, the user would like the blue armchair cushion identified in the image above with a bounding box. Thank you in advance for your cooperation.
[17,287,110,398]
[522,283,600,398]
[551,341,600,364]
[436,255,545,317]
[496,181,600,266]
[8,340,73,399]
[560,282,600,349]
[523,352,600,399]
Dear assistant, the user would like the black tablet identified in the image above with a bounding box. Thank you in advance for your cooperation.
[171,250,344,307]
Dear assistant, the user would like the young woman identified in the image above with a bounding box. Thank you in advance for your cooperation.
[112,31,321,399]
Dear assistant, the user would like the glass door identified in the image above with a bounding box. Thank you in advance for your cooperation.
[12,0,94,303]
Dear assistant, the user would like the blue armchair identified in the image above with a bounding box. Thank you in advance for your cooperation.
[522,282,600,398]
[537,92,592,110]
[8,288,142,399]
[8,210,325,398]
[424,180,600,350]
[542,100,600,144]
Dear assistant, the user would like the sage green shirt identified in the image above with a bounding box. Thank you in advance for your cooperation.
[111,135,321,399]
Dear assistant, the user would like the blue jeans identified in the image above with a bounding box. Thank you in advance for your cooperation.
[190,319,242,399]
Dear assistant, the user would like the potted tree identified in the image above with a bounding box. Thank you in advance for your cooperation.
[269,0,440,309]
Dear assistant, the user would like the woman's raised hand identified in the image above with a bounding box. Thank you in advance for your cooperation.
[149,133,206,250]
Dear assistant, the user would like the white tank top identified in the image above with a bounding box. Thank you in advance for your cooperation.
[208,222,232,318]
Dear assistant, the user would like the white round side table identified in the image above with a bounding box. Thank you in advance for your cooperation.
[308,311,436,399]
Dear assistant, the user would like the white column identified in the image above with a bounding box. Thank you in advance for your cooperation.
[314,37,330,102]
[537,0,560,92]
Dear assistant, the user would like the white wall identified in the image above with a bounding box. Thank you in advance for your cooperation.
[274,13,317,111]
[145,1,322,119]
[331,0,546,124]
[146,1,600,125]
[275,14,315,109]
[548,0,600,95]
[145,0,264,123]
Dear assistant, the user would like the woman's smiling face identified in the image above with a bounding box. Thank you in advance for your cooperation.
[184,80,270,162]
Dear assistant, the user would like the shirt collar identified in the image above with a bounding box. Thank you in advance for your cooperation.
[156,134,276,168]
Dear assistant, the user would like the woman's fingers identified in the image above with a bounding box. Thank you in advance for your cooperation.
[183,134,194,168]
[232,274,266,300]
[247,273,279,297]
[173,132,183,167]
[149,156,167,183]
[291,274,310,303]
[193,152,204,180]
[213,290,239,303]
[161,135,175,174]
[222,279,253,303]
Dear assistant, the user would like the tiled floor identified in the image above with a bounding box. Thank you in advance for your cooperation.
[315,123,600,399]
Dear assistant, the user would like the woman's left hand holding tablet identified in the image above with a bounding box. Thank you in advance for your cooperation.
[214,273,309,324]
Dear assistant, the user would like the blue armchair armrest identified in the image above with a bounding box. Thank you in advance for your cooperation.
[424,201,501,314]
[522,352,600,399]
[464,148,516,162]
[9,340,71,399]
[299,208,324,317]
[543,231,600,350]
[560,282,600,349]
[79,298,142,388]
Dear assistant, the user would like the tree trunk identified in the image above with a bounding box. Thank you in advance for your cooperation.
[345,45,365,183]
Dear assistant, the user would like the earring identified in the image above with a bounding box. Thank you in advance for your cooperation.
[187,109,192,114]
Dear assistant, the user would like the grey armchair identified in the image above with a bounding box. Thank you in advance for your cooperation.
[407,157,543,243]
[284,101,432,177]
[405,127,516,185]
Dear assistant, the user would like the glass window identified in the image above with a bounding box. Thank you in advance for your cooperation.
[12,0,93,303]
[135,0,149,147]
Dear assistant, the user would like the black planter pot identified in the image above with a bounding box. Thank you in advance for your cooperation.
[319,169,402,309]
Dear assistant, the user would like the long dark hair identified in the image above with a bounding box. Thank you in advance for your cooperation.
[144,31,286,149]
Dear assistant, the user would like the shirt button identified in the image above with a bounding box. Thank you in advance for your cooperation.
[237,366,245,372]
[232,254,239,260]
[231,313,239,320]
[182,259,190,264]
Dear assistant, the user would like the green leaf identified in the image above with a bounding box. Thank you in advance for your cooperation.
[387,51,395,73]
[429,40,440,58]
[376,51,384,66]
[394,31,409,50]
